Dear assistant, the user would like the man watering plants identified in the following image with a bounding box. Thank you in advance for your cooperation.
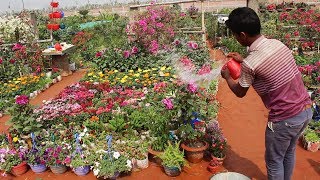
[220,7,312,180]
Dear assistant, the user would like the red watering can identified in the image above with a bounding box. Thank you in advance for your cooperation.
[223,58,241,80]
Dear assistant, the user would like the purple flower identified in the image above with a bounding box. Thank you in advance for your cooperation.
[131,46,138,54]
[162,98,174,110]
[15,95,29,105]
[187,82,197,93]
[123,50,130,58]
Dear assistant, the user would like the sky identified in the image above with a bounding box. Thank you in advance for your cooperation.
[0,0,150,13]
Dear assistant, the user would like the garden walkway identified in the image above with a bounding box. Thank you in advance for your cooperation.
[0,50,319,179]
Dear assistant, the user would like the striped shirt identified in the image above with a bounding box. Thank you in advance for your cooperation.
[239,36,311,122]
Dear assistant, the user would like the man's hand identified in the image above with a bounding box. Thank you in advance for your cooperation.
[221,64,231,80]
[227,52,244,63]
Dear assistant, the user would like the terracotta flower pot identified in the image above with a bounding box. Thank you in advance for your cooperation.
[73,166,90,176]
[148,147,163,165]
[181,141,209,163]
[29,163,47,173]
[163,166,181,177]
[11,162,28,176]
[211,154,226,165]
[50,164,67,174]
[207,160,220,173]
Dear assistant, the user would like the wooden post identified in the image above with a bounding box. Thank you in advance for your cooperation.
[201,0,206,43]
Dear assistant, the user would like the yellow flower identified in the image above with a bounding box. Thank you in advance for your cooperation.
[129,70,134,73]
[88,72,93,76]
[172,75,177,78]
[152,68,157,71]
[120,78,127,83]
[123,75,128,79]
[164,72,170,77]
[13,137,19,142]
[138,68,142,72]
[143,73,149,78]
[114,70,119,73]
[167,67,172,70]
[160,66,166,71]
[134,73,140,77]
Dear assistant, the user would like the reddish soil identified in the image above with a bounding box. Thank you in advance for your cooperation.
[0,49,319,179]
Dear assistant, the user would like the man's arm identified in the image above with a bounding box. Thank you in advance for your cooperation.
[221,66,249,98]
[225,77,249,98]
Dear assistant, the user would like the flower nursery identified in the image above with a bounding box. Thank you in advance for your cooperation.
[0,0,319,179]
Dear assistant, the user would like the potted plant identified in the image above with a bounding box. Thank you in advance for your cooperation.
[133,141,149,169]
[205,120,228,165]
[26,147,47,173]
[92,150,132,179]
[157,141,187,177]
[0,147,28,176]
[70,150,94,176]
[302,128,320,152]
[45,142,71,174]
[179,123,208,163]
[6,95,43,142]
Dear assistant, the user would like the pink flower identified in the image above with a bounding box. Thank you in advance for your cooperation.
[293,31,299,36]
[138,19,147,27]
[15,95,29,105]
[187,82,198,93]
[180,56,194,69]
[64,157,71,164]
[0,59,2,64]
[12,43,23,51]
[123,50,130,58]
[174,39,181,46]
[162,98,174,110]
[198,64,212,75]
[156,22,164,28]
[180,13,186,17]
[317,76,320,82]
[315,61,320,67]
[148,28,156,35]
[9,59,15,64]
[131,46,138,54]
[149,40,159,54]
[191,42,198,49]
[95,51,102,57]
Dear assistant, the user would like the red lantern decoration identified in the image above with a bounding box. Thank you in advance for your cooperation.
[50,2,59,8]
[47,24,60,31]
[49,12,61,19]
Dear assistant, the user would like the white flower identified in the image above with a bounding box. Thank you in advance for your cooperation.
[94,162,100,167]
[126,160,132,169]
[113,151,120,159]
[84,127,88,133]
[93,169,100,176]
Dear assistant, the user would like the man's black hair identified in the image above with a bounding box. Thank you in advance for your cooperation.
[225,7,261,36]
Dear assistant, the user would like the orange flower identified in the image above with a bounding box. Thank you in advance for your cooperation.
[90,116,99,121]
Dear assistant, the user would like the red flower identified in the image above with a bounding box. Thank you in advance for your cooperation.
[9,59,16,64]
